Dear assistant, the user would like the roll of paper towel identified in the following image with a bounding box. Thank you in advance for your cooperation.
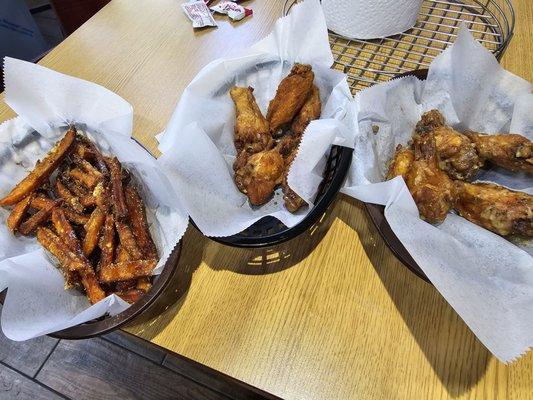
[322,0,424,39]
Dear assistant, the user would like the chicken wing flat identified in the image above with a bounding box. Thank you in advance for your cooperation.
[454,181,533,236]
[234,148,285,206]
[465,131,533,173]
[386,144,414,180]
[291,84,321,136]
[230,86,272,154]
[267,63,314,136]
[416,110,482,180]
[405,134,456,224]
[277,86,321,212]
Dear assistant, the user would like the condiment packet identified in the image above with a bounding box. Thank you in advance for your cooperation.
[210,1,252,21]
[182,0,217,28]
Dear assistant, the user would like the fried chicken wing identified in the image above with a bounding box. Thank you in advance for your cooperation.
[416,110,482,180]
[281,151,306,212]
[414,109,445,135]
[386,144,414,180]
[405,134,456,224]
[432,126,483,180]
[267,63,314,136]
[291,84,321,136]
[230,86,272,154]
[234,148,285,206]
[454,181,533,236]
[465,131,533,173]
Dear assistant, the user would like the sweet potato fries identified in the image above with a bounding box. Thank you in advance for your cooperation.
[0,127,159,304]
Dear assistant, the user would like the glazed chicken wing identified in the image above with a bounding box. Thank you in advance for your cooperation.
[405,134,456,224]
[234,148,285,206]
[267,63,314,136]
[416,110,482,180]
[465,131,533,173]
[230,86,272,154]
[454,181,533,236]
[387,144,414,180]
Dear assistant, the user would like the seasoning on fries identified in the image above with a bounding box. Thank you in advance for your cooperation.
[0,127,159,304]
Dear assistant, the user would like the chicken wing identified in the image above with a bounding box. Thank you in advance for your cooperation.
[454,181,533,236]
[405,134,456,224]
[234,148,285,206]
[230,86,272,154]
[465,131,533,173]
[432,126,483,180]
[281,151,306,212]
[386,144,414,180]
[267,63,314,136]
[291,84,321,136]
[414,109,445,135]
[416,110,482,180]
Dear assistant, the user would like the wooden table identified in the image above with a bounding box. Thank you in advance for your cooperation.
[1,1,532,399]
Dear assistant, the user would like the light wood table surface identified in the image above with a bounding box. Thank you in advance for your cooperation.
[1,1,533,399]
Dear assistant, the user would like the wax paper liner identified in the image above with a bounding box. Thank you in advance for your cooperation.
[0,58,188,340]
[342,27,533,363]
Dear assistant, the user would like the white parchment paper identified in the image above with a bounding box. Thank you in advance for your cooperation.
[157,0,355,237]
[0,58,188,340]
[342,27,533,363]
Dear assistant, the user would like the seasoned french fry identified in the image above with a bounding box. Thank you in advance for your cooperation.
[136,277,152,292]
[99,259,157,283]
[61,176,89,198]
[79,194,96,208]
[82,207,106,256]
[0,129,76,206]
[36,227,86,272]
[115,244,131,263]
[73,142,95,160]
[93,182,108,211]
[125,184,157,258]
[98,213,115,270]
[51,208,80,253]
[79,269,106,304]
[72,154,103,181]
[68,168,99,190]
[115,280,136,292]
[38,227,105,304]
[115,220,143,260]
[77,136,108,174]
[115,289,144,304]
[19,199,62,235]
[30,195,56,210]
[62,207,90,225]
[54,180,84,213]
[7,193,34,232]
[106,157,128,219]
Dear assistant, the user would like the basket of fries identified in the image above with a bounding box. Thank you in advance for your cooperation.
[0,59,188,340]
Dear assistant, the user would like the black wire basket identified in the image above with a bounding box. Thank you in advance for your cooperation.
[205,145,353,248]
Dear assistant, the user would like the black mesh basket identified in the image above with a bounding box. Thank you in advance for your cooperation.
[201,145,353,248]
